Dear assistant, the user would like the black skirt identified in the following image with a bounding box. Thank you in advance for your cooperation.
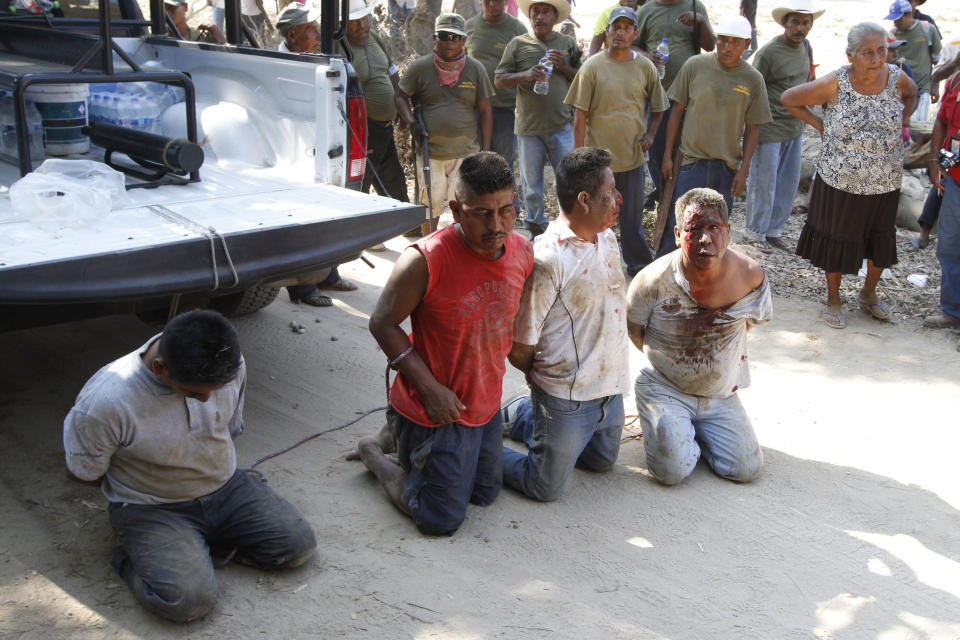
[795,176,899,275]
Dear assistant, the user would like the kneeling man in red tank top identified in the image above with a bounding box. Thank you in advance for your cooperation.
[354,152,534,535]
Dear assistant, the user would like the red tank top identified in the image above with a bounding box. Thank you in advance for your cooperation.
[938,71,960,183]
[390,225,534,427]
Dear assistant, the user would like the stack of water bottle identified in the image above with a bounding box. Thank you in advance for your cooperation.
[0,89,45,162]
[88,81,185,135]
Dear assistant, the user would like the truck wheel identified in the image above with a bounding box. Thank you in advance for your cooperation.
[210,286,281,317]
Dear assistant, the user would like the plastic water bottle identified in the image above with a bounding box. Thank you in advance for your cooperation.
[533,52,553,95]
[128,95,146,131]
[140,94,161,134]
[25,100,44,159]
[655,38,669,79]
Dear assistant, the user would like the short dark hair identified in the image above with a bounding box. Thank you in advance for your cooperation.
[456,151,514,200]
[158,310,242,385]
[675,188,729,228]
[555,147,612,214]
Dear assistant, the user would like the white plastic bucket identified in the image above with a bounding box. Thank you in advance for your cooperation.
[25,83,90,155]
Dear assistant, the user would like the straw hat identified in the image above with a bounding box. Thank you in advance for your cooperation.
[517,0,570,24]
[771,0,824,25]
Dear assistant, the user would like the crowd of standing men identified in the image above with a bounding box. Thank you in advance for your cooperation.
[62,0,960,623]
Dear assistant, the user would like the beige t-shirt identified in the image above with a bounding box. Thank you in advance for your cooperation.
[465,13,528,110]
[635,0,709,91]
[513,220,630,401]
[63,336,244,504]
[753,35,811,144]
[565,51,669,172]
[668,53,771,169]
[626,251,772,399]
[495,32,577,136]
[399,54,494,159]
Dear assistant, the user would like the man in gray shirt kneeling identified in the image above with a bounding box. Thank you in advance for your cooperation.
[63,310,316,622]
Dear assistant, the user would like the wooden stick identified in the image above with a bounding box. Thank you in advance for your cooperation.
[652,144,683,251]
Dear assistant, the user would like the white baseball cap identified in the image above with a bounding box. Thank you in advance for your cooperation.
[349,0,376,20]
[714,15,752,40]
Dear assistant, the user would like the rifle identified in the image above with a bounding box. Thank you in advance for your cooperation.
[412,103,434,232]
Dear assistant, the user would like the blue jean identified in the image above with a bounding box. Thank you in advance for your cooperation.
[657,159,735,257]
[503,386,623,502]
[489,107,521,213]
[937,176,960,320]
[108,469,316,622]
[287,266,341,301]
[391,407,503,536]
[517,123,574,228]
[387,0,414,39]
[918,183,942,229]
[616,164,654,274]
[745,137,802,238]
[635,375,762,485]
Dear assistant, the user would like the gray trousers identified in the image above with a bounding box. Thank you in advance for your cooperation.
[109,469,316,622]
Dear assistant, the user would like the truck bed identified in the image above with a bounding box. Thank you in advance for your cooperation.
[0,161,423,303]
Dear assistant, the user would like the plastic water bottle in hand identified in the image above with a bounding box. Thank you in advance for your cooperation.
[655,38,669,79]
[533,52,553,95]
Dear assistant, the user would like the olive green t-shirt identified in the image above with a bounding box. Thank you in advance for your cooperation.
[495,32,577,136]
[635,0,709,91]
[344,32,397,122]
[565,51,669,172]
[465,13,528,110]
[753,35,811,144]
[893,20,942,94]
[398,54,494,159]
[668,53,771,169]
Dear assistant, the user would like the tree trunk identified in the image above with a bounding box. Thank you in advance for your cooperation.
[406,0,442,57]
[452,0,479,20]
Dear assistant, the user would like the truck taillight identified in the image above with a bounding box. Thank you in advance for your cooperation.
[347,96,367,183]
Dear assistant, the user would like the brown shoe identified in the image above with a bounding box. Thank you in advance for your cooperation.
[922,313,960,329]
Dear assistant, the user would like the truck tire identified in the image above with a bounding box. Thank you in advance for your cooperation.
[210,286,281,317]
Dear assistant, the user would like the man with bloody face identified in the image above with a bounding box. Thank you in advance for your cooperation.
[657,14,770,257]
[626,188,772,486]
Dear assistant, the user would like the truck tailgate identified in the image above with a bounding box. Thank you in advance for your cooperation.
[0,176,423,303]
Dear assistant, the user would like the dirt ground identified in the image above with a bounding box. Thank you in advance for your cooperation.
[3,240,960,639]
[3,1,960,638]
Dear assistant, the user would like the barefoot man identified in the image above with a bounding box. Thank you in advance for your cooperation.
[627,188,772,485]
[355,152,533,535]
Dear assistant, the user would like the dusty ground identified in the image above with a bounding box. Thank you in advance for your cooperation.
[3,1,960,639]
[3,237,960,639]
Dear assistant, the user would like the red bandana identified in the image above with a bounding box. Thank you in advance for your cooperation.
[433,47,466,87]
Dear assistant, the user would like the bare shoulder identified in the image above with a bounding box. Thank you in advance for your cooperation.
[391,245,428,283]
[726,247,766,291]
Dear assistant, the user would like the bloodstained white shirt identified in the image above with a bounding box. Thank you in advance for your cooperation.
[513,219,630,401]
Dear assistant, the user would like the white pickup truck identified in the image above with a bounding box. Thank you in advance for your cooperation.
[0,0,422,331]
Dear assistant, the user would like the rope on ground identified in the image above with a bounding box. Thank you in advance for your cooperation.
[247,405,388,475]
[620,414,642,443]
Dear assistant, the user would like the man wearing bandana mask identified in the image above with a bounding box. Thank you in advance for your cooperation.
[398,13,494,237]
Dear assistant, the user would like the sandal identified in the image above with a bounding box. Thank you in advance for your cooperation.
[319,277,358,292]
[791,204,808,215]
[858,296,891,321]
[298,291,333,307]
[909,236,929,251]
[823,306,846,329]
